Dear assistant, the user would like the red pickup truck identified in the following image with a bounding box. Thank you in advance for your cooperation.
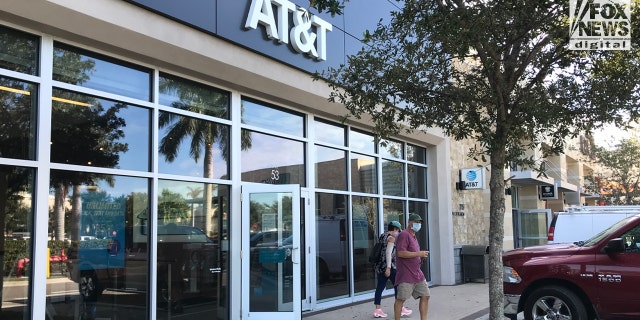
[503,214,640,320]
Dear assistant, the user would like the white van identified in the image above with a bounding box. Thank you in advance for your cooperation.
[547,206,640,244]
[316,215,373,283]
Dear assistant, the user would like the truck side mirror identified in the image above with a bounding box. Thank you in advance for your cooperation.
[604,238,625,254]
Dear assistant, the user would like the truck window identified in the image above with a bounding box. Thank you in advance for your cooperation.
[582,216,635,247]
[622,225,640,253]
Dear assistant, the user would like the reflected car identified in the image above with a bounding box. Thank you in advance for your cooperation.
[250,230,292,248]
[67,224,221,308]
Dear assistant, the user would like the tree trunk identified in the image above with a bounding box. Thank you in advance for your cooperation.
[204,145,214,237]
[70,185,82,242]
[488,148,507,320]
[54,183,66,241]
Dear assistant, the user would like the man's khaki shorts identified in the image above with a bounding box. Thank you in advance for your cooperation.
[396,280,430,300]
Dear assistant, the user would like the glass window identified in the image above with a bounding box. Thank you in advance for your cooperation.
[383,199,405,231]
[352,195,377,295]
[241,130,306,186]
[53,43,152,101]
[159,111,230,179]
[315,192,348,301]
[157,180,229,319]
[159,73,230,120]
[382,159,404,196]
[0,77,37,160]
[408,164,427,199]
[241,98,304,137]
[47,171,149,320]
[1,165,34,319]
[0,25,39,75]
[314,145,346,190]
[349,130,375,154]
[379,139,403,159]
[51,88,151,171]
[350,153,377,193]
[407,144,427,164]
[314,119,346,146]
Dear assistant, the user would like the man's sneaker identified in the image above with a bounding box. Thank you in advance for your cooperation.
[373,309,388,318]
[401,306,413,316]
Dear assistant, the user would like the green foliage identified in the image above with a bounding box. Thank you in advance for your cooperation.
[308,0,347,16]
[594,138,640,204]
[2,240,70,277]
[315,0,640,170]
[2,240,29,277]
[158,189,191,224]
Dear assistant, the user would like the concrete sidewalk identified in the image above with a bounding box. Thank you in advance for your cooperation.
[302,282,494,320]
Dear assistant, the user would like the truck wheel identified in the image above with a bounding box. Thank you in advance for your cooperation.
[523,286,587,320]
[79,271,102,301]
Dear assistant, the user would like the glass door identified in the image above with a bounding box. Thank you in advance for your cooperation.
[516,209,552,247]
[241,183,301,320]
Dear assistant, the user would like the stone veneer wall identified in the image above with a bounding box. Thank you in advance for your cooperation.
[450,139,514,248]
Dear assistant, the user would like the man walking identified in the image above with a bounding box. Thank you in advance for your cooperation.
[394,213,430,320]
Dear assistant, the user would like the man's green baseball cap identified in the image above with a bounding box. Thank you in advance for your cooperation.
[408,213,423,221]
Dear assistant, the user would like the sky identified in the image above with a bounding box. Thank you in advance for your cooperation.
[592,123,634,149]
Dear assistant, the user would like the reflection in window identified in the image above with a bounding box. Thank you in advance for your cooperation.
[520,212,549,247]
[0,25,39,75]
[1,165,34,319]
[352,195,377,295]
[383,199,405,229]
[159,73,230,120]
[157,180,229,319]
[622,225,640,253]
[315,192,348,301]
[408,164,427,199]
[51,88,151,171]
[314,145,346,190]
[382,159,404,196]
[407,144,427,164]
[53,42,152,101]
[241,98,305,137]
[241,130,306,186]
[314,119,345,146]
[0,77,37,160]
[349,130,375,154]
[159,111,230,179]
[351,153,377,193]
[379,139,403,159]
[47,171,149,320]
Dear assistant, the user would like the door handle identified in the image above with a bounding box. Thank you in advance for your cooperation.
[291,247,300,264]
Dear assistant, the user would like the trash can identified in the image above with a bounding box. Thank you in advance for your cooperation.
[461,245,489,283]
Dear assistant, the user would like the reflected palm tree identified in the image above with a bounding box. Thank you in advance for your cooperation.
[186,186,203,226]
[159,79,251,235]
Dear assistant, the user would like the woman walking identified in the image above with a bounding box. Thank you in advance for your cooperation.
[373,221,413,318]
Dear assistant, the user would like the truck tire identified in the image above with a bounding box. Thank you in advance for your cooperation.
[523,286,587,320]
[79,271,102,301]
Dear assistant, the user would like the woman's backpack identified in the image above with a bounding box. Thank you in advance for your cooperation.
[368,234,385,264]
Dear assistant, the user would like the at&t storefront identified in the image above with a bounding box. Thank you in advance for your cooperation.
[0,0,455,319]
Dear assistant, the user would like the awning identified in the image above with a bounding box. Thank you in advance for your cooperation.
[509,169,555,186]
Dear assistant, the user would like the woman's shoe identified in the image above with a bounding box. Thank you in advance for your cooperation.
[373,308,388,318]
